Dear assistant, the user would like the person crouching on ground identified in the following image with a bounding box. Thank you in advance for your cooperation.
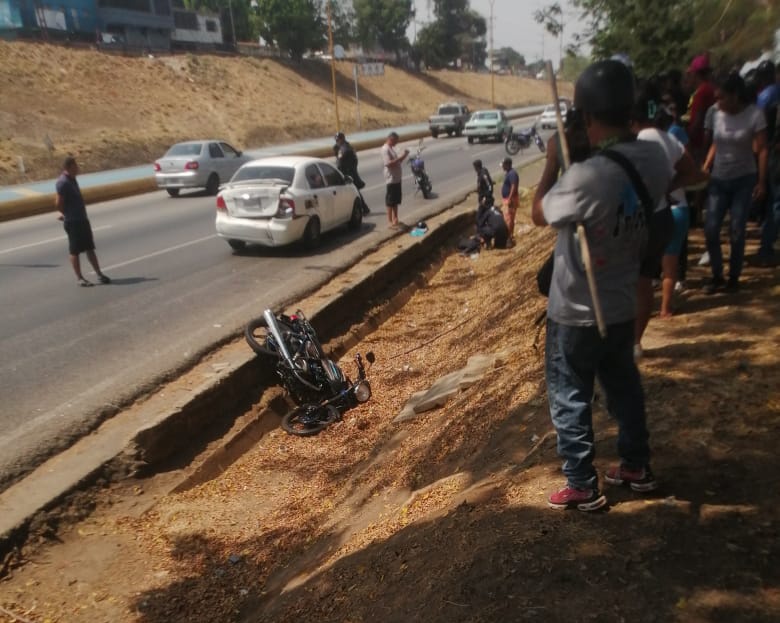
[55,156,111,287]
[500,157,520,244]
[476,194,508,249]
[530,60,673,511]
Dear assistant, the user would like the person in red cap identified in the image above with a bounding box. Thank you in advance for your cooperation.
[686,54,717,161]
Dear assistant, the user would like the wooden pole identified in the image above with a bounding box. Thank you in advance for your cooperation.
[327,1,341,131]
[489,0,495,107]
[545,60,607,338]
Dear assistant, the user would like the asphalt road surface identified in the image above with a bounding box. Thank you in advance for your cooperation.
[0,132,549,488]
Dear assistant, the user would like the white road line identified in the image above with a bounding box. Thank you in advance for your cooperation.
[101,234,218,271]
[0,225,113,256]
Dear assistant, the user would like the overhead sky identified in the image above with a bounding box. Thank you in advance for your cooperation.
[408,0,584,69]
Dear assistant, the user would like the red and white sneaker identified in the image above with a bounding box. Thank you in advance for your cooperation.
[604,464,658,492]
[548,485,607,512]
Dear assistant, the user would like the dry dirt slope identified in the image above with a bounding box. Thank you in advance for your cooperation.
[1,194,778,623]
[0,41,570,186]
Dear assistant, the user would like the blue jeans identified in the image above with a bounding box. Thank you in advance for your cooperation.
[704,174,756,280]
[759,175,780,257]
[545,319,650,490]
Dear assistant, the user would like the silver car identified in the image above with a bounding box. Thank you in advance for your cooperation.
[154,140,250,197]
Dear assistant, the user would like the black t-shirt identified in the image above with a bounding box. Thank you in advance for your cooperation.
[476,167,493,199]
[336,142,359,173]
[56,173,88,222]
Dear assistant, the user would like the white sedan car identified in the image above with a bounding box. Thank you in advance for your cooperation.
[215,156,364,251]
[538,103,568,129]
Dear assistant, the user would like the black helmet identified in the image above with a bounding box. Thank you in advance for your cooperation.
[335,131,345,141]
[416,220,428,230]
[574,59,634,121]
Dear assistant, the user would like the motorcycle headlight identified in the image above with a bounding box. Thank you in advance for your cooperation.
[354,380,371,403]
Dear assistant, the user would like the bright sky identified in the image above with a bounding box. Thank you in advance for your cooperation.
[408,0,584,69]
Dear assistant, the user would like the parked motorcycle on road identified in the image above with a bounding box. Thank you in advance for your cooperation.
[409,139,433,199]
[245,309,374,436]
[504,124,546,156]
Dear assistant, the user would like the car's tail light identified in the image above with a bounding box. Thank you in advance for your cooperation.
[276,197,295,218]
[216,195,227,211]
[185,161,199,170]
[153,162,161,172]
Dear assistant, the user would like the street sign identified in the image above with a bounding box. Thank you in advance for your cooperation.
[358,63,385,77]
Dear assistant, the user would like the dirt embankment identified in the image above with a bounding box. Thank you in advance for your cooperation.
[0,41,569,186]
[1,188,778,622]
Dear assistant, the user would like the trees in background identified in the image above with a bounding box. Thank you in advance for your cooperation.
[567,0,777,76]
[252,0,324,60]
[414,0,486,70]
[352,0,413,58]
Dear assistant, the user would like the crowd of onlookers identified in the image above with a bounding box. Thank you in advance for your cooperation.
[513,53,778,511]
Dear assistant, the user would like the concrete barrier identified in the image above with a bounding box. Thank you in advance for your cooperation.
[0,113,539,223]
[0,177,157,223]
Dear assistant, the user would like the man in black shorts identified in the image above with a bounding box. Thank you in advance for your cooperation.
[381,131,409,228]
[55,156,110,287]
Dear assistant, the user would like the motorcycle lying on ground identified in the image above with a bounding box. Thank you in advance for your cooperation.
[504,124,546,156]
[245,309,375,436]
[409,139,433,199]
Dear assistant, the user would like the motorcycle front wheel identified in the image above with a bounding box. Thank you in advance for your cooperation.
[534,137,547,153]
[282,404,341,436]
[505,136,521,156]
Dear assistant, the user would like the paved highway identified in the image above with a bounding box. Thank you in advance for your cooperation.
[0,133,548,487]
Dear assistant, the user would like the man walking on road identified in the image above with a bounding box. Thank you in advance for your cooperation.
[55,156,110,287]
[381,131,409,228]
[531,60,672,511]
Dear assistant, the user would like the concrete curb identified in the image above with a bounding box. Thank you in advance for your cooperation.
[0,153,547,562]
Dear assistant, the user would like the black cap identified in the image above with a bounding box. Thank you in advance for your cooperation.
[335,131,345,141]
[574,59,635,119]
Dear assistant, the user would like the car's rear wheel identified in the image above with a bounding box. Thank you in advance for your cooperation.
[467,136,474,144]
[166,188,180,197]
[303,216,321,249]
[227,239,246,252]
[348,199,363,230]
[456,127,463,137]
[431,130,439,138]
[206,173,220,196]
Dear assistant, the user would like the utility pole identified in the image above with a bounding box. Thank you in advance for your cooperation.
[327,0,341,131]
[489,0,495,107]
[228,0,236,50]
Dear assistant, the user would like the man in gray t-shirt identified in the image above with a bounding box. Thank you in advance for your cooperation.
[530,60,672,512]
[381,131,409,228]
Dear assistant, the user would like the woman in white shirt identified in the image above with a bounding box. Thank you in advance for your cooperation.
[702,72,768,293]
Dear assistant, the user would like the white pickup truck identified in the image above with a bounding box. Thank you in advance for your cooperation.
[428,102,471,138]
